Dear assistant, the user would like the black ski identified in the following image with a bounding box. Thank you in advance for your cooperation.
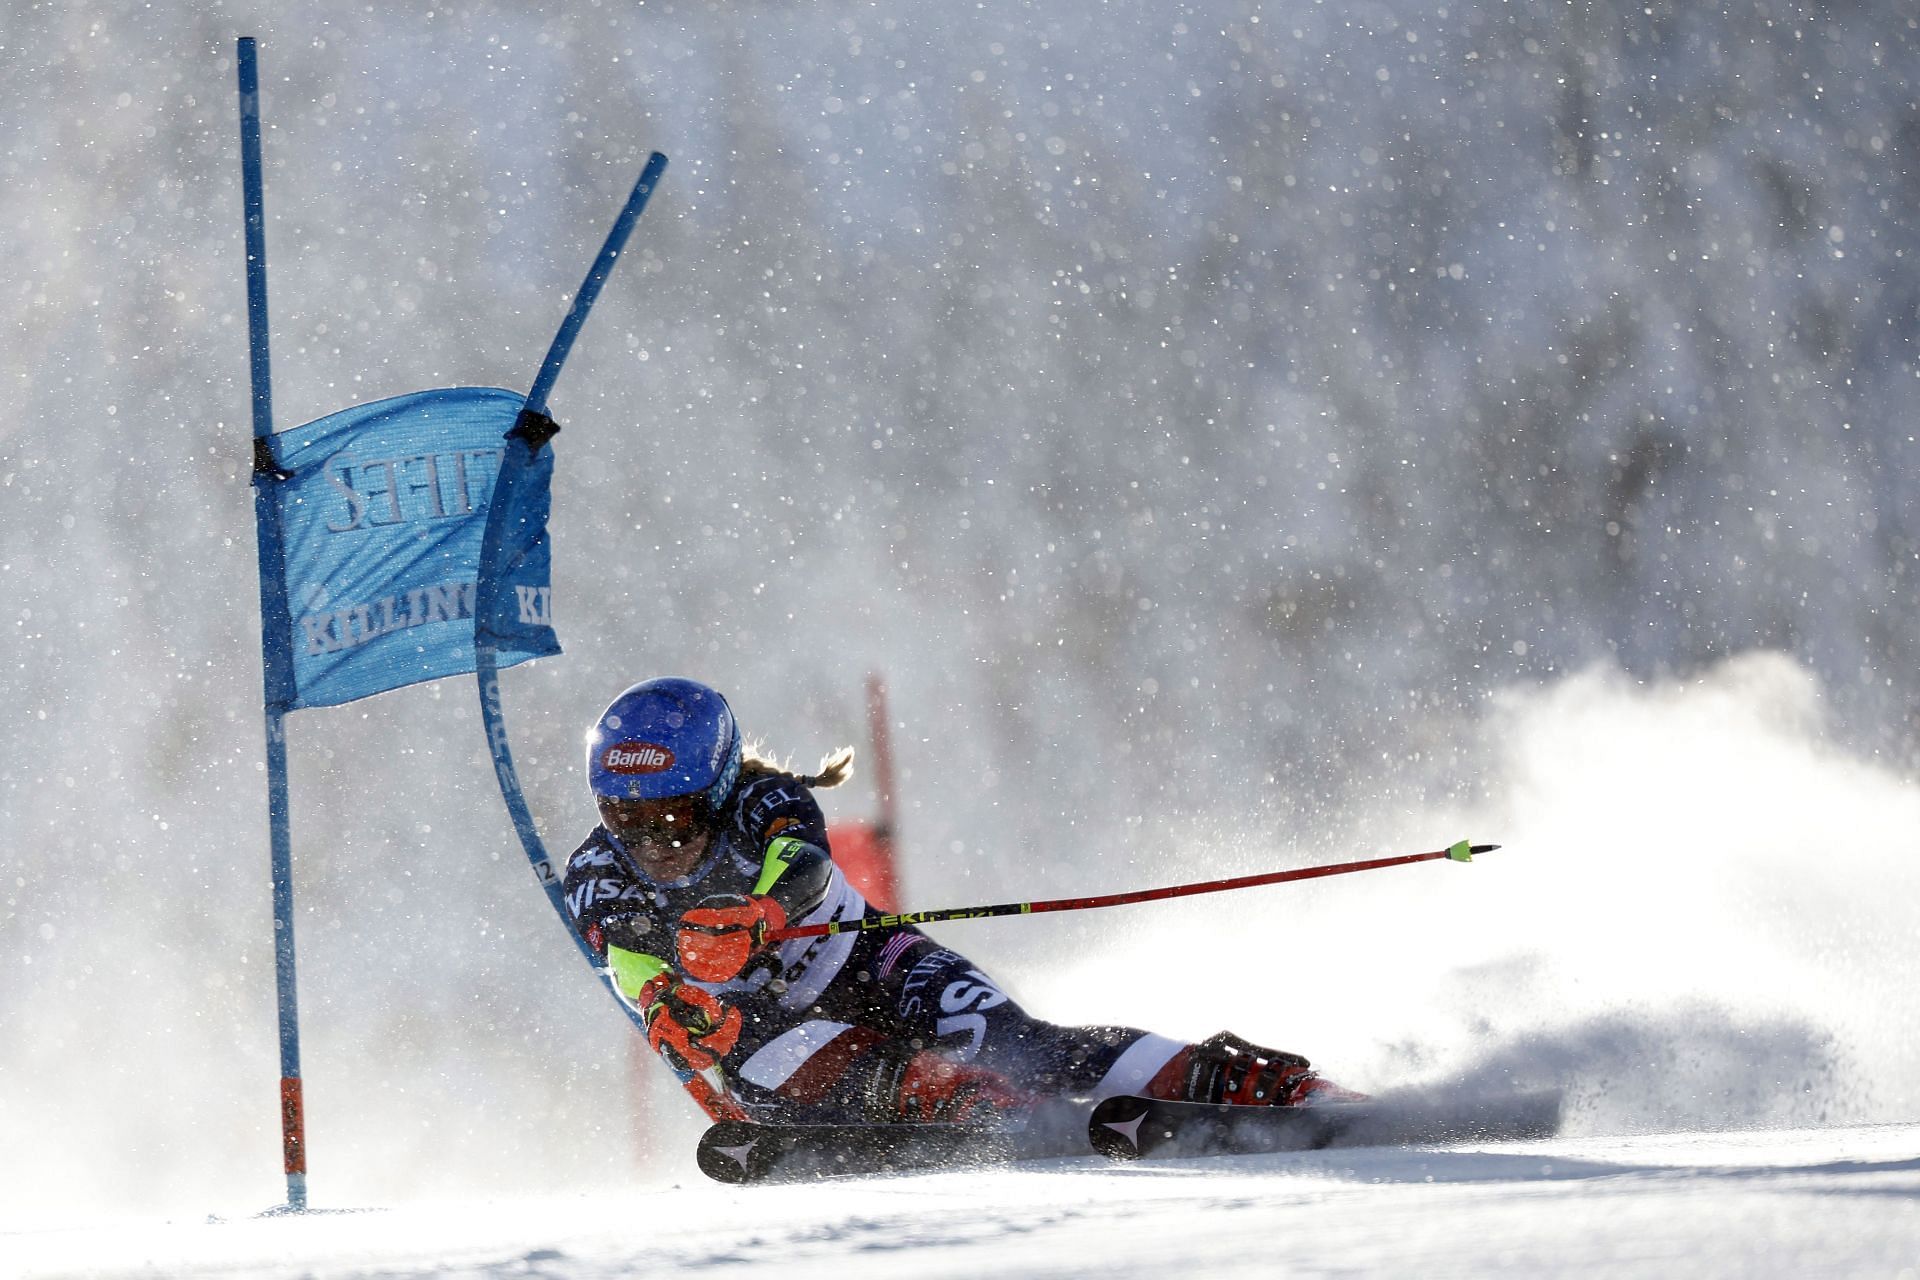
[696,1103,1090,1185]
[1087,1089,1564,1161]
[698,1090,1563,1182]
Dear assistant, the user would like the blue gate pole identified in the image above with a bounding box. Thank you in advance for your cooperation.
[524,151,668,415]
[474,153,670,1013]
[238,35,308,1213]
[471,153,748,1115]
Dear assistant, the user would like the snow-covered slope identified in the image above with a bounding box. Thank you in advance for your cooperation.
[10,1124,1919,1279]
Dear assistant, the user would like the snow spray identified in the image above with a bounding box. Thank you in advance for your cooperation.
[1027,652,1920,1134]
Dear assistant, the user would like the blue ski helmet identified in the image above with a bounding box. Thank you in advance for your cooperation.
[586,677,743,810]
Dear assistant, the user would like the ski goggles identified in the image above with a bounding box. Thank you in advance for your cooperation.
[597,792,717,850]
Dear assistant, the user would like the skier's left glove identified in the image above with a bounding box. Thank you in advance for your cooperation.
[638,975,742,1073]
[676,893,789,983]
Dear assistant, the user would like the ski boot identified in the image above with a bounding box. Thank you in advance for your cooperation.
[1146,1031,1368,1107]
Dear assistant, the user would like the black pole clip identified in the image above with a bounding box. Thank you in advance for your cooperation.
[508,406,562,456]
[252,435,294,481]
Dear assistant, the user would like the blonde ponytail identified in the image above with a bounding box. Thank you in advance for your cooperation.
[740,739,856,789]
[803,746,855,789]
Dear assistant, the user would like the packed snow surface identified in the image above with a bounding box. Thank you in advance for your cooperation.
[9,1124,1919,1279]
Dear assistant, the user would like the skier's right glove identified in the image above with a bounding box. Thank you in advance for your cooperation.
[638,975,742,1073]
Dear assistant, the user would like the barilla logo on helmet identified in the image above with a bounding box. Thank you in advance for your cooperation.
[600,741,676,774]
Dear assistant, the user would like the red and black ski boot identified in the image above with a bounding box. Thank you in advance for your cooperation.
[1146,1031,1368,1107]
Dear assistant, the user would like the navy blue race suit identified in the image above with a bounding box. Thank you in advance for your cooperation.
[564,769,1187,1122]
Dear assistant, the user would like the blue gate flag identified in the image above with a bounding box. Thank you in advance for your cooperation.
[258,386,561,711]
[474,414,559,659]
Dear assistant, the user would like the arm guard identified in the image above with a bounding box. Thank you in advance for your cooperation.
[752,835,835,923]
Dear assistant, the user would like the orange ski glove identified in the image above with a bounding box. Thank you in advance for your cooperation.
[639,975,743,1073]
[676,893,789,983]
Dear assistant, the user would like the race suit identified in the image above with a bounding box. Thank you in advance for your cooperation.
[562,769,1186,1121]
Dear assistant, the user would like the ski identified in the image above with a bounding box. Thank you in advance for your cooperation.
[696,1102,1091,1185]
[698,1089,1563,1182]
[1087,1089,1564,1161]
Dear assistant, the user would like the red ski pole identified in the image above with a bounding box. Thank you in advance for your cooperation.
[768,840,1498,942]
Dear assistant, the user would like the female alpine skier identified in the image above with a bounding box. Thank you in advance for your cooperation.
[564,676,1364,1124]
